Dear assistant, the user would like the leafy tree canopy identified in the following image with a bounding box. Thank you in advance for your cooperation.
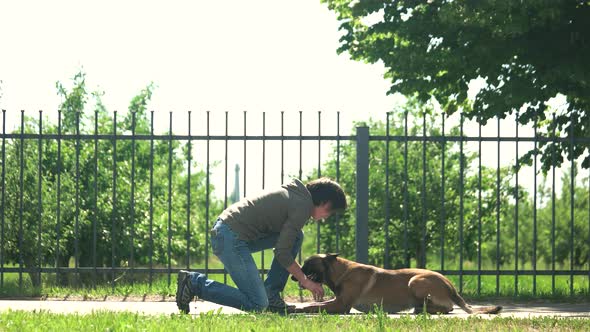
[323,0,590,171]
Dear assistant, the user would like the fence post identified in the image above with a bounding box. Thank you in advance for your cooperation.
[356,125,369,264]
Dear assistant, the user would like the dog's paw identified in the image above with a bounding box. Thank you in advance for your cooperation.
[313,296,325,302]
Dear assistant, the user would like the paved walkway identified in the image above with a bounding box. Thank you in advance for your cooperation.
[0,299,588,318]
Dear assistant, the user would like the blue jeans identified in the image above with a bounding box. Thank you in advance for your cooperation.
[188,219,304,312]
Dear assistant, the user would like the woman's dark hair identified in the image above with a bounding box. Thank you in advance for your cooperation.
[306,177,347,212]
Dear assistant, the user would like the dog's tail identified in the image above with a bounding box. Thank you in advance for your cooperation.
[447,282,502,314]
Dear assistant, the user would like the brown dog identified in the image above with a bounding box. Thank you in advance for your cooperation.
[292,254,502,315]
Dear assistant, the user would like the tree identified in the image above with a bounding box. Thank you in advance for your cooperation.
[322,0,590,172]
[487,165,590,271]
[534,168,589,269]
[314,99,515,269]
[1,71,222,287]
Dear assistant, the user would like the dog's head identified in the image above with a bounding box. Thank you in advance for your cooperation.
[291,253,339,284]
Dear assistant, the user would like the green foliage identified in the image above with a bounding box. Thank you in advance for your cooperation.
[323,0,590,172]
[314,99,514,269]
[1,71,222,287]
[524,169,589,269]
[479,169,589,272]
[313,98,588,273]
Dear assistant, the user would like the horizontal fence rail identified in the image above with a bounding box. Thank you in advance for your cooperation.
[2,133,589,143]
[0,109,588,298]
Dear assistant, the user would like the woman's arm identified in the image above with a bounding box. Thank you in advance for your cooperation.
[287,261,324,299]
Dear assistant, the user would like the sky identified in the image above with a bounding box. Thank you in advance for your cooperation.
[0,0,399,124]
[0,0,575,200]
[0,0,406,198]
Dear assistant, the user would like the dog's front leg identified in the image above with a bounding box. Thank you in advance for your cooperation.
[294,297,351,314]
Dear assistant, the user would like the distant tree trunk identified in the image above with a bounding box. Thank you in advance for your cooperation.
[575,248,587,268]
[416,245,426,268]
[56,255,70,286]
[77,255,112,286]
[24,257,41,288]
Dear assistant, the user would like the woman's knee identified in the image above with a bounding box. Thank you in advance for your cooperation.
[244,297,269,312]
[237,281,269,312]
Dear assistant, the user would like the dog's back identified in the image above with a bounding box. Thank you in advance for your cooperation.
[335,258,501,314]
[296,254,501,315]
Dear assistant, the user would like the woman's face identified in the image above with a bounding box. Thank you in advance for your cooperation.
[311,202,332,221]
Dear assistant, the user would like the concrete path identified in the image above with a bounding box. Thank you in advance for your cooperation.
[0,299,588,318]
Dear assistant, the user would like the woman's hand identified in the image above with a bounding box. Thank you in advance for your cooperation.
[286,261,325,301]
[300,278,324,301]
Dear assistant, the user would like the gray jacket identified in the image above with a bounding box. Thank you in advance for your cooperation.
[218,179,313,268]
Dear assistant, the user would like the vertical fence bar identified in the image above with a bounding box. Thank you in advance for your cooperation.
[111,111,117,291]
[459,114,464,293]
[336,112,341,253]
[441,114,445,272]
[130,112,136,284]
[75,111,80,285]
[168,112,173,284]
[588,144,590,294]
[551,113,556,294]
[57,110,62,286]
[243,111,247,198]
[224,112,228,284]
[533,115,538,295]
[421,112,427,268]
[515,112,519,296]
[569,113,575,296]
[37,111,43,287]
[291,112,303,302]
[356,125,369,264]
[149,111,154,287]
[261,112,266,277]
[298,111,303,267]
[289,111,301,301]
[477,117,482,296]
[317,111,321,253]
[93,110,98,288]
[496,117,500,295]
[186,111,191,270]
[206,112,211,277]
[404,111,409,267]
[0,110,5,288]
[18,111,24,291]
[384,112,390,268]
[224,112,228,210]
[299,111,303,181]
[281,111,284,184]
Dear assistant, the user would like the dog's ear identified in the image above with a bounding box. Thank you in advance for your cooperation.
[325,253,339,261]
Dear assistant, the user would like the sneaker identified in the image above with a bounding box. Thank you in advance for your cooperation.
[176,270,194,314]
[267,295,296,314]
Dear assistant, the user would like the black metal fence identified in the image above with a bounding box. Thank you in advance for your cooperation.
[371,112,589,297]
[0,109,588,296]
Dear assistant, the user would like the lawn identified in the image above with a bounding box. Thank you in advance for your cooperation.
[2,263,588,303]
[1,309,589,332]
[1,222,588,301]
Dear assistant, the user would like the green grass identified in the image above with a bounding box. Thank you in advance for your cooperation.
[1,223,588,301]
[0,310,589,332]
[2,269,588,304]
